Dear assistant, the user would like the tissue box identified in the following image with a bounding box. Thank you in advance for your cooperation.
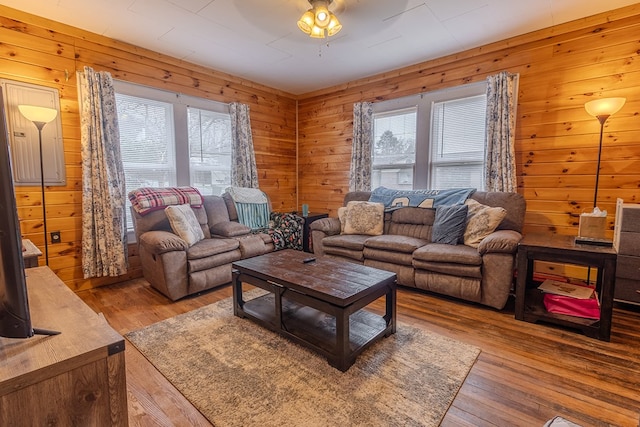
[578,214,606,238]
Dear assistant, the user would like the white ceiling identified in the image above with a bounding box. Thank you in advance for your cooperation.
[2,0,639,94]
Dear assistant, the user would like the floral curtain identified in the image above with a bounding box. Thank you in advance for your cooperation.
[485,71,519,192]
[350,102,374,191]
[230,102,259,188]
[78,66,128,278]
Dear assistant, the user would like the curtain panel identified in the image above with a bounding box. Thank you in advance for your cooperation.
[350,102,374,192]
[78,66,128,278]
[485,71,519,192]
[229,102,259,188]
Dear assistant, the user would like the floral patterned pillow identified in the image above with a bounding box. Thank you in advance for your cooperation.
[463,199,507,247]
[165,204,205,246]
[342,201,385,236]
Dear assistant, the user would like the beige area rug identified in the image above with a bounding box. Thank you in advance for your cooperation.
[126,292,480,427]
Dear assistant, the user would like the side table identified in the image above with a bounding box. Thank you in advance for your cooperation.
[515,233,617,341]
[21,239,42,268]
[293,212,328,253]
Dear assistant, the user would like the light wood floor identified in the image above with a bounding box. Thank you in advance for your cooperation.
[77,279,640,427]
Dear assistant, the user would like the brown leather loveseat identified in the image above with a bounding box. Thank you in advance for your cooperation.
[130,193,275,300]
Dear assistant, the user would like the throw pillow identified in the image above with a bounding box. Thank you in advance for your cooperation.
[464,199,507,248]
[337,206,347,233]
[431,204,469,245]
[165,204,205,246]
[342,201,385,236]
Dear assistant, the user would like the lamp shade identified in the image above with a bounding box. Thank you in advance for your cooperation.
[18,105,58,124]
[584,97,626,118]
[298,0,342,38]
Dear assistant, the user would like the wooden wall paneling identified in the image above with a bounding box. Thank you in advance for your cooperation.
[0,4,297,291]
[297,4,640,249]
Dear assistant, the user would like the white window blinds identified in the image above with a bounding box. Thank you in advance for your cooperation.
[188,107,232,196]
[117,93,176,191]
[430,94,486,189]
[372,108,417,190]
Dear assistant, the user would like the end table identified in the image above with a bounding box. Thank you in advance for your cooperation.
[515,233,617,341]
[294,212,328,253]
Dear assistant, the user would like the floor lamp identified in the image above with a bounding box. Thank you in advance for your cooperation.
[584,97,626,208]
[17,105,58,266]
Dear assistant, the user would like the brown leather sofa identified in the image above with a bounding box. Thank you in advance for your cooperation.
[131,193,274,300]
[310,191,526,309]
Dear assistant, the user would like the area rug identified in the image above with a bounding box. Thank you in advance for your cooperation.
[125,292,480,427]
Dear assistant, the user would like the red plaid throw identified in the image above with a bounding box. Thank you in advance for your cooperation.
[129,186,203,215]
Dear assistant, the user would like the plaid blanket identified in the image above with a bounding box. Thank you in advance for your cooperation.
[129,186,203,215]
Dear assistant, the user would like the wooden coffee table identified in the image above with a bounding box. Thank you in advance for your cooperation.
[232,249,397,371]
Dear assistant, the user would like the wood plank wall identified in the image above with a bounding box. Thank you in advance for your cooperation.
[0,5,298,291]
[297,4,640,250]
[2,3,640,291]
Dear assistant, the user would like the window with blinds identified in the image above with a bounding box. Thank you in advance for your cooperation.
[371,81,487,190]
[114,81,233,232]
[116,93,176,192]
[188,107,232,196]
[430,94,486,189]
[372,108,417,190]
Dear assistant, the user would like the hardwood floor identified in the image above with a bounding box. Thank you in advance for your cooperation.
[77,279,640,427]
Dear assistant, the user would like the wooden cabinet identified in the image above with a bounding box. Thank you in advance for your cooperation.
[613,199,640,305]
[0,267,128,426]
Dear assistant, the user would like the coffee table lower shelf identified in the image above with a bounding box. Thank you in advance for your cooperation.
[242,292,388,357]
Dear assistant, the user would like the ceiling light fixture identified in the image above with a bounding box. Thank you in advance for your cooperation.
[297,0,342,39]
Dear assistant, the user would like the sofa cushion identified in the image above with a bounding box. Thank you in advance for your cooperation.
[210,221,251,237]
[365,235,429,253]
[165,204,205,246]
[413,243,482,265]
[323,234,371,251]
[342,201,385,236]
[186,237,240,260]
[463,199,507,248]
[431,204,468,245]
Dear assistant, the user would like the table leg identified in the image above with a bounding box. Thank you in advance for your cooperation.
[334,309,350,371]
[515,249,531,320]
[385,285,397,335]
[232,270,243,317]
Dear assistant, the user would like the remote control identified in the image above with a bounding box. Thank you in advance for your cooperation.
[302,257,316,263]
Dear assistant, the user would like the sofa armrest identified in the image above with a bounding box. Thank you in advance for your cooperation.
[139,230,188,254]
[310,217,341,236]
[477,230,522,255]
[210,221,251,238]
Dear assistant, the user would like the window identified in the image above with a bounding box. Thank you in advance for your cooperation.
[188,107,231,196]
[114,81,232,231]
[372,108,416,190]
[372,82,486,190]
[430,95,486,188]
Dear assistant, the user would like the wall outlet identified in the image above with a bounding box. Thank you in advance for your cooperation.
[50,231,61,244]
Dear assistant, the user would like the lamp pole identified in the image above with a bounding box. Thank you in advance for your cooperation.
[584,97,626,209]
[17,105,58,267]
[32,121,49,265]
[592,114,608,209]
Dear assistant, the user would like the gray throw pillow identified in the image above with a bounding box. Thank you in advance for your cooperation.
[431,204,469,245]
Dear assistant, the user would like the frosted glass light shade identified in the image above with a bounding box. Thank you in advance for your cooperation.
[18,105,58,124]
[584,97,626,118]
[297,10,314,34]
[298,0,341,38]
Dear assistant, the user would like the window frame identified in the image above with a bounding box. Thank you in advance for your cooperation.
[372,81,487,190]
[114,80,231,188]
[113,81,232,236]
